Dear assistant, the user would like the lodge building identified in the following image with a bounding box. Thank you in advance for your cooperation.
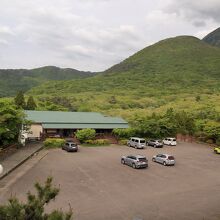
[25,110,129,140]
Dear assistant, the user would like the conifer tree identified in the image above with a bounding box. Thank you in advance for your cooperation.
[26,96,37,110]
[14,91,26,109]
[0,177,73,220]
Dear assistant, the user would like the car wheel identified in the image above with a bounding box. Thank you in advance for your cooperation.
[154,144,157,148]
[132,163,136,169]
[152,158,156,162]
[128,143,131,147]
[163,161,167,166]
[135,145,137,149]
[121,159,125,164]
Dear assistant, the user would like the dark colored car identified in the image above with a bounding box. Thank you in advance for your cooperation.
[147,139,163,148]
[121,155,148,169]
[62,141,78,152]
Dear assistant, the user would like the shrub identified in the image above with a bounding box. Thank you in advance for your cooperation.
[118,139,128,145]
[96,139,110,145]
[84,139,94,144]
[84,139,110,146]
[113,128,136,139]
[75,128,96,143]
[43,138,65,148]
[206,139,214,144]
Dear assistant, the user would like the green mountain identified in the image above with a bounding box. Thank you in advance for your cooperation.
[28,36,220,117]
[0,66,95,97]
[203,27,220,47]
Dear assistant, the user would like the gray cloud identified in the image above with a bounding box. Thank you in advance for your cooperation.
[166,0,220,24]
[0,0,219,71]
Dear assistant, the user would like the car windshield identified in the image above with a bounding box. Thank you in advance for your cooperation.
[172,139,176,141]
[168,156,175,160]
[156,140,161,143]
[140,140,145,143]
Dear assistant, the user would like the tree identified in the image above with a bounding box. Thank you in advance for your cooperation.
[0,177,73,220]
[113,128,136,139]
[14,91,26,109]
[26,96,37,110]
[75,128,96,143]
[202,121,220,143]
[174,111,195,135]
[0,100,25,146]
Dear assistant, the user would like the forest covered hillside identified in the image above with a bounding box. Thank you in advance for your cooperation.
[26,36,220,118]
[31,36,220,95]
[0,66,95,97]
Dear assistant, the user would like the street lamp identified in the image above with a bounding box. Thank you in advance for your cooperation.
[0,164,3,175]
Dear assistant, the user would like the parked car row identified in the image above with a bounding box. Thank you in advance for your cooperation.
[127,137,177,149]
[121,153,175,169]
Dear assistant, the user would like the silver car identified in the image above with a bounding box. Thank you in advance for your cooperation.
[62,141,78,152]
[147,139,163,148]
[121,155,148,169]
[152,154,175,166]
[127,137,146,149]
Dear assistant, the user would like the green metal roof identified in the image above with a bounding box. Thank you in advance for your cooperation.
[42,123,129,129]
[25,110,129,129]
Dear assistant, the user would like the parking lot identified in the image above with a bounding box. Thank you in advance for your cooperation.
[1,142,220,220]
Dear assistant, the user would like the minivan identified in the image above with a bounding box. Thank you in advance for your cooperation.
[127,137,146,149]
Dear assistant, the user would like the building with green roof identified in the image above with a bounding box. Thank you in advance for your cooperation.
[25,110,129,139]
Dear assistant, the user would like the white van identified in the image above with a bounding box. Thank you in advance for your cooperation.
[127,137,146,149]
[162,138,177,146]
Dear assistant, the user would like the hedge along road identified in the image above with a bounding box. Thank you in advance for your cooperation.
[0,142,220,220]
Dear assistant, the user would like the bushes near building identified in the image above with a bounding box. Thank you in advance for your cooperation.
[43,138,65,148]
[118,139,128,145]
[84,139,110,146]
[75,128,96,143]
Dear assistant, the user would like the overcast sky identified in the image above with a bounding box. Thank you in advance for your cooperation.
[0,0,219,71]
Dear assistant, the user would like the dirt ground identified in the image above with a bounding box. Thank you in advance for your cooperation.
[0,142,220,220]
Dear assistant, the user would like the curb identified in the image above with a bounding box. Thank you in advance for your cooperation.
[0,146,44,181]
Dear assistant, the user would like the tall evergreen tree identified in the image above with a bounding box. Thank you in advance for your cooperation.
[26,96,37,110]
[14,91,26,109]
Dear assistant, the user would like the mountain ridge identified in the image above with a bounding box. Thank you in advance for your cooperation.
[27,35,220,116]
[0,66,95,97]
[203,27,220,47]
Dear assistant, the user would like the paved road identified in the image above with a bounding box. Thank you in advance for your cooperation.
[0,142,220,220]
[0,142,43,179]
